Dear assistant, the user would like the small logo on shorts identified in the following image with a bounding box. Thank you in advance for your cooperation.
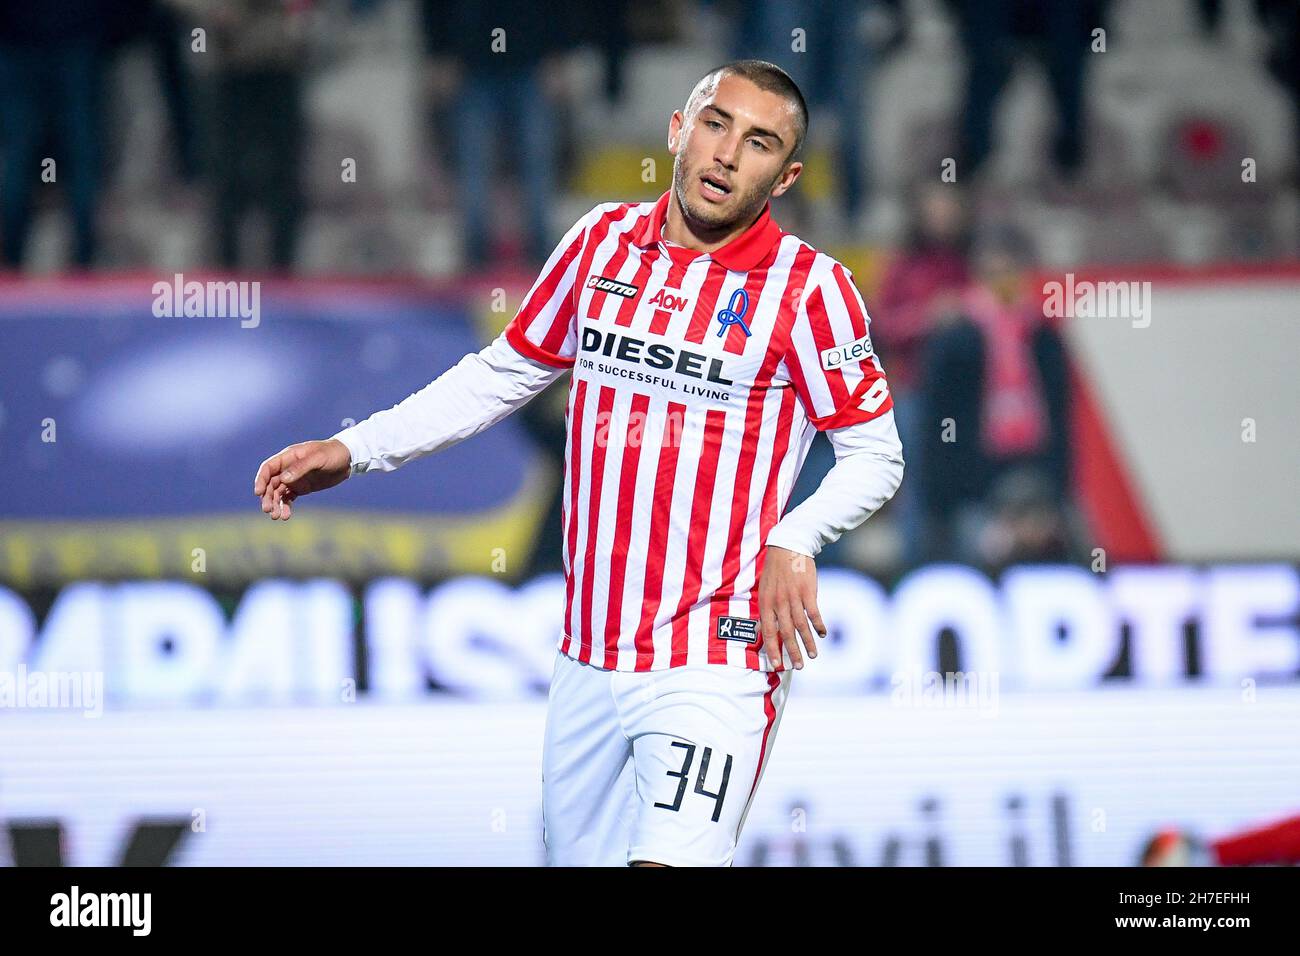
[716,616,759,644]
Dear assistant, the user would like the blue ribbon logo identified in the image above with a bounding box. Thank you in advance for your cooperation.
[715,288,751,337]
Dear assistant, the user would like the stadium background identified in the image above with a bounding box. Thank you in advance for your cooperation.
[1,0,1298,866]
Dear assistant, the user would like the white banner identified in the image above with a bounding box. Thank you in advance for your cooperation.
[2,685,1297,866]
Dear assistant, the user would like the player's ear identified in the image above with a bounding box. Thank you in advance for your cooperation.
[668,110,684,155]
[770,160,803,199]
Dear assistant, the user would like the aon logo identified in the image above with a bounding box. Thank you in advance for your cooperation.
[648,288,690,312]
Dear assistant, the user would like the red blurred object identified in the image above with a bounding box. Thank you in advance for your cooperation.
[1181,119,1224,160]
[1213,814,1300,866]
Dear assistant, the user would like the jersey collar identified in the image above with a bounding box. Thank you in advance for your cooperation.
[630,190,783,272]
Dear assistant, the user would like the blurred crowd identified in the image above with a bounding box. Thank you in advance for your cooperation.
[2,0,1296,271]
[1,0,1296,574]
[864,186,1076,570]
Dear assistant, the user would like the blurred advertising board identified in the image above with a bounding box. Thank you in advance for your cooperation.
[0,278,552,585]
[2,686,1297,866]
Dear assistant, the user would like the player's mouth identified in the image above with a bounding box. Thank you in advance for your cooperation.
[699,172,733,202]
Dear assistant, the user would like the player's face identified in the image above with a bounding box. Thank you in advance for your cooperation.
[668,74,802,233]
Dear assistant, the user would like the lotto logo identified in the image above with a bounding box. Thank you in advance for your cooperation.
[859,378,890,413]
[587,275,639,298]
[648,288,690,312]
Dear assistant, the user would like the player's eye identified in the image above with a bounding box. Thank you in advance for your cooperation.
[705,119,723,131]
[749,138,769,151]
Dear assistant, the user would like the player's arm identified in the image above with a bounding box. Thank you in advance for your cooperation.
[253,203,604,520]
[758,260,904,668]
[252,336,566,519]
[333,334,568,476]
[760,412,904,666]
[766,411,905,559]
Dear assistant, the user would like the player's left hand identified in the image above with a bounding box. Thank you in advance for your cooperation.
[758,545,826,670]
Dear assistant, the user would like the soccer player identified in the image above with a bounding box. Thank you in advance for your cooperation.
[253,59,904,867]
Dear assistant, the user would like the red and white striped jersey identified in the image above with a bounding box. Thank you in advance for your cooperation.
[505,190,896,673]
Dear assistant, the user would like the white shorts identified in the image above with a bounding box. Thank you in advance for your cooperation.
[541,648,792,867]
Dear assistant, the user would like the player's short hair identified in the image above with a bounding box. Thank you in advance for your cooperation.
[687,59,809,164]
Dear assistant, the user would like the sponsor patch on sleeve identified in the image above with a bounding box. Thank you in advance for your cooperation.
[820,332,874,370]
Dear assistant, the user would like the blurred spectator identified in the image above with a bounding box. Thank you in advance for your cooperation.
[914,223,1072,566]
[1197,0,1300,177]
[948,0,1104,179]
[0,0,112,268]
[111,1,201,183]
[873,184,971,391]
[573,0,632,105]
[870,183,971,567]
[170,0,311,271]
[420,1,577,270]
[974,464,1074,567]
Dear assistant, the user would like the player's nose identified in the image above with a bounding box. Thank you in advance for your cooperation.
[714,136,740,169]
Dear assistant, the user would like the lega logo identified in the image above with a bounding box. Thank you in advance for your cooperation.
[820,332,874,369]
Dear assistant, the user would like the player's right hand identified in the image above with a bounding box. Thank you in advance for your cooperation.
[758,545,826,671]
[253,439,352,521]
